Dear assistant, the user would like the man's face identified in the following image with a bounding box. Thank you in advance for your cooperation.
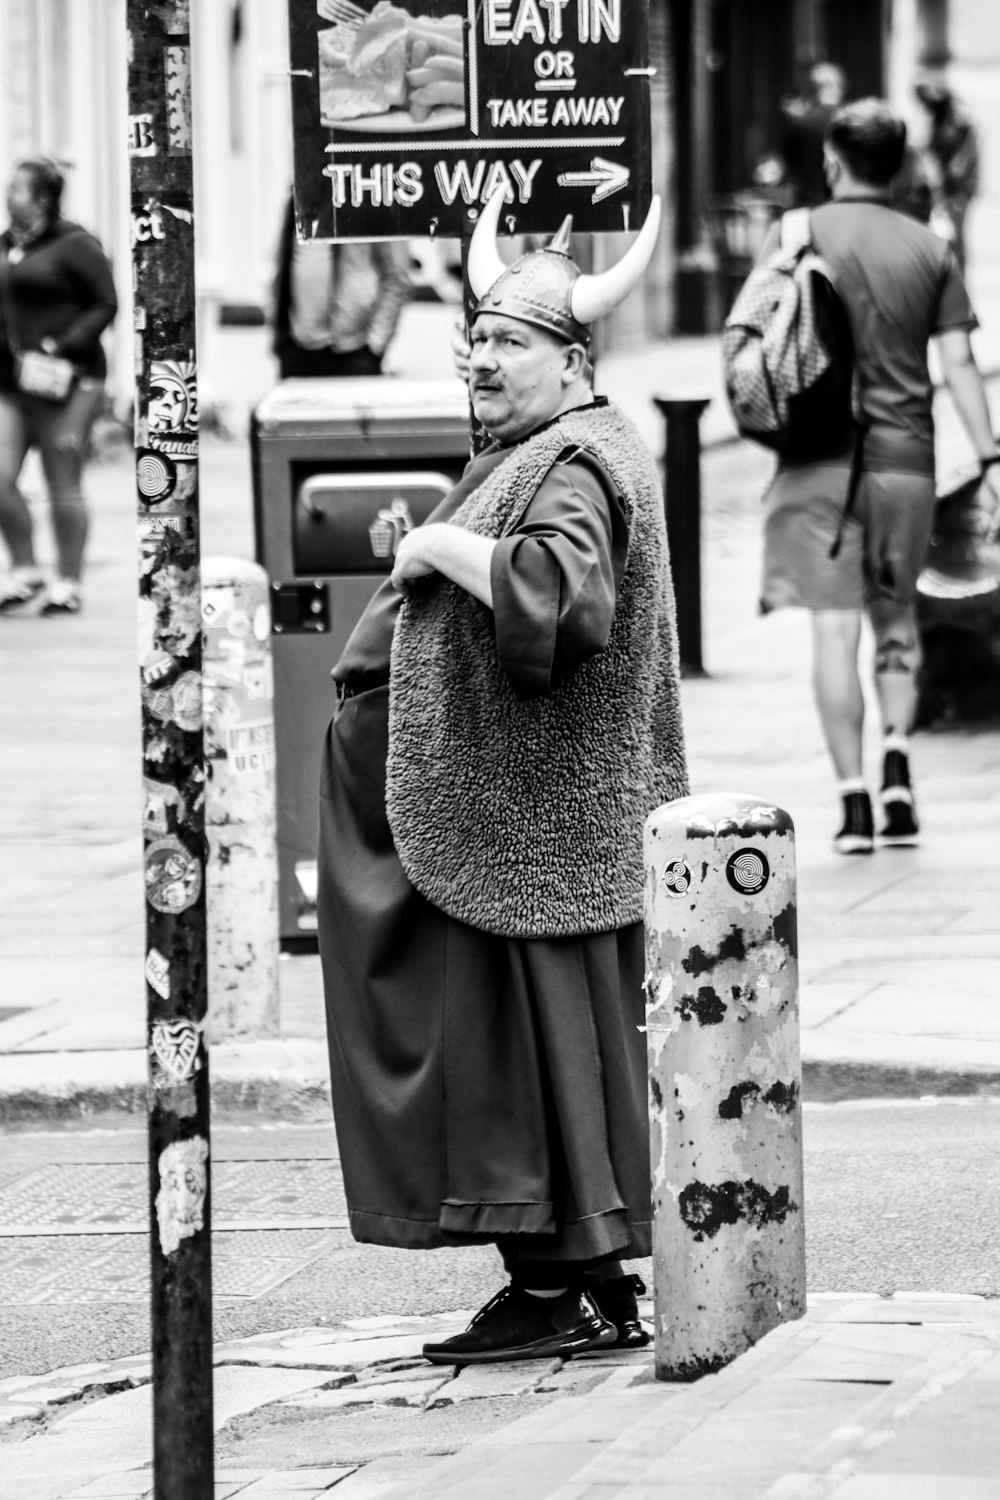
[469,313,580,443]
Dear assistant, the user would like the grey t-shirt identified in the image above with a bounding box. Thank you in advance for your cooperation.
[765,199,977,474]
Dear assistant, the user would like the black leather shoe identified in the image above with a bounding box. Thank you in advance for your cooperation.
[586,1272,651,1348]
[422,1284,616,1366]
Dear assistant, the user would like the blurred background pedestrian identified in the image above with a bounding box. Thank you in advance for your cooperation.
[889,144,934,225]
[269,193,412,379]
[0,156,117,617]
[914,71,980,272]
[755,61,849,208]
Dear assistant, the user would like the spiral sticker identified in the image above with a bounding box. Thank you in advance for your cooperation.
[726,847,770,895]
[662,859,692,897]
[136,449,177,504]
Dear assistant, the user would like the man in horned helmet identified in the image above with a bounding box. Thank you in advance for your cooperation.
[317,192,688,1365]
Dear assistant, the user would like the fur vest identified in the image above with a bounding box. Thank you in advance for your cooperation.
[386,400,688,939]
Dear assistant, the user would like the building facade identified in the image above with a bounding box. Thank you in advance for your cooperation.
[0,0,988,396]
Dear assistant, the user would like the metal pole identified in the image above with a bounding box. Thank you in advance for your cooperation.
[461,215,491,457]
[203,557,280,1041]
[644,791,806,1381]
[128,3,214,1494]
[654,394,711,677]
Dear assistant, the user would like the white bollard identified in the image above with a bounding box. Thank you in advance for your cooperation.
[202,558,280,1040]
[644,791,806,1380]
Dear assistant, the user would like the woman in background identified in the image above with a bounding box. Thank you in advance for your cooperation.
[0,157,117,617]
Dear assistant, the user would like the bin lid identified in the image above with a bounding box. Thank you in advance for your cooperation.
[254,377,470,437]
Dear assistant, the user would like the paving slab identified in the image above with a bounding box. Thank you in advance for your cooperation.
[371,1300,1000,1500]
[327,1457,451,1498]
[819,1480,1000,1499]
[234,1469,358,1495]
[1,349,999,1117]
[430,1359,559,1404]
[0,1482,104,1500]
[283,1377,449,1410]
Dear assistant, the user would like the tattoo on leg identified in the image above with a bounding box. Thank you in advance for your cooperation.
[875,637,915,675]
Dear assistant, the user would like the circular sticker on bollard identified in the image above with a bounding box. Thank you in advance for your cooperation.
[662,859,692,896]
[726,848,770,895]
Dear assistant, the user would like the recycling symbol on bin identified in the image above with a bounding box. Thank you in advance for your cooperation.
[369,498,414,559]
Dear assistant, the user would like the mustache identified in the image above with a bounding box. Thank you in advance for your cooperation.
[471,376,503,392]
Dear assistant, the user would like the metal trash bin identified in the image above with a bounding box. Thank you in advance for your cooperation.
[251,377,471,946]
[916,465,1000,727]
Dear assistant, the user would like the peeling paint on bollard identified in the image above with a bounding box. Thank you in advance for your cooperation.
[644,791,806,1382]
[202,559,280,1041]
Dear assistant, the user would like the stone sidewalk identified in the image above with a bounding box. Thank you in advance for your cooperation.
[3,205,1000,1118]
[3,1296,999,1499]
[2,408,1000,1118]
[2,214,1000,1499]
[390,1296,1000,1500]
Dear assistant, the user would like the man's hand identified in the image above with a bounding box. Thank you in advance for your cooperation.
[390,522,496,607]
[390,526,439,590]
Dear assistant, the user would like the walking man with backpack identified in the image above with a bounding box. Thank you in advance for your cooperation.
[737,98,999,853]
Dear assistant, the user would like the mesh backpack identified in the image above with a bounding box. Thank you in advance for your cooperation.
[722,207,864,551]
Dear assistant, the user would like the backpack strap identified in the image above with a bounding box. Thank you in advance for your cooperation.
[779,205,867,554]
[778,207,813,256]
[828,423,869,559]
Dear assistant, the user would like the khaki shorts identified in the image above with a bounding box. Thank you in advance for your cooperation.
[760,464,937,612]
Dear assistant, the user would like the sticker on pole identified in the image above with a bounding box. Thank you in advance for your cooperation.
[726,848,769,895]
[156,1137,209,1256]
[145,835,203,914]
[661,859,692,897]
[151,1017,202,1085]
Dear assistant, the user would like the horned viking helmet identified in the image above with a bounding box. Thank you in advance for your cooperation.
[466,190,662,346]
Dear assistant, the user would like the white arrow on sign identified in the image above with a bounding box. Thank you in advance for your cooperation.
[556,157,630,204]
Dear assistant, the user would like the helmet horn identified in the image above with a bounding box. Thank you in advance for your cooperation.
[465,189,509,301]
[570,196,662,325]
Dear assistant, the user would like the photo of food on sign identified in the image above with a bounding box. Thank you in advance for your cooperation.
[317,0,466,132]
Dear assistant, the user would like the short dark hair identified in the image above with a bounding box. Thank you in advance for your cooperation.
[15,156,65,218]
[826,99,907,187]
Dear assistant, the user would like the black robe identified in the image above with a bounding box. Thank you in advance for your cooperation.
[318,434,652,1265]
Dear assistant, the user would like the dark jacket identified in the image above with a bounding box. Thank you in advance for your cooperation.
[0,218,117,391]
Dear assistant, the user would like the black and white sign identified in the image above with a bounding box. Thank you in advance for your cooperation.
[288,0,652,240]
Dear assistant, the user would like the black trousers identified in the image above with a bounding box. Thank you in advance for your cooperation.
[277,344,381,379]
[500,1249,621,1288]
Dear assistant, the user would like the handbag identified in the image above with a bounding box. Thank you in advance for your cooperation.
[0,245,77,404]
[13,348,77,402]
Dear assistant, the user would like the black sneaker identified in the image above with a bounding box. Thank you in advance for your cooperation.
[833,790,874,855]
[880,749,919,846]
[586,1272,651,1348]
[422,1284,616,1366]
